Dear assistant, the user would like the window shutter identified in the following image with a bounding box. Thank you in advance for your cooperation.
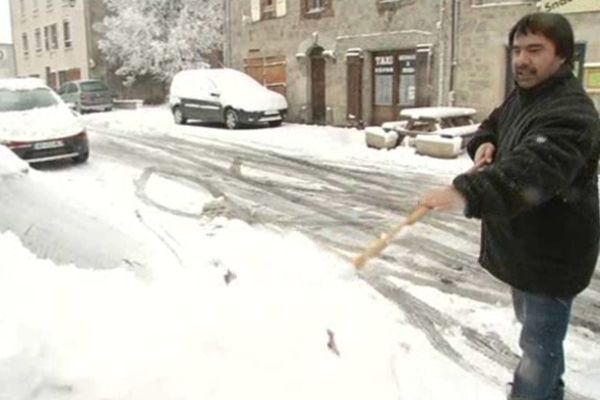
[275,0,287,16]
[251,0,261,21]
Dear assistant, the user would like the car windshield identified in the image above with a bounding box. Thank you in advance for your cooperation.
[0,88,60,112]
[80,81,109,92]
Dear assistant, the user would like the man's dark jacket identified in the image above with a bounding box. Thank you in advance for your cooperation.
[453,66,600,297]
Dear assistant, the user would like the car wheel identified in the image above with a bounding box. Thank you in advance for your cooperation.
[268,120,282,127]
[225,109,239,129]
[173,106,187,125]
[72,151,89,164]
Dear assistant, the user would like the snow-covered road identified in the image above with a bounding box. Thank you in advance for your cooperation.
[2,107,598,399]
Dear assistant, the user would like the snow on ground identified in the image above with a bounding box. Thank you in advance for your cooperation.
[83,106,475,177]
[1,107,598,399]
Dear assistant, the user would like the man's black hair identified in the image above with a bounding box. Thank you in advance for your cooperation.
[509,12,575,67]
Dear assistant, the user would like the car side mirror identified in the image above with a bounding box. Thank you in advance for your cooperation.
[210,92,220,98]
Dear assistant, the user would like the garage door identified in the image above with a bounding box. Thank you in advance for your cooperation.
[244,56,287,96]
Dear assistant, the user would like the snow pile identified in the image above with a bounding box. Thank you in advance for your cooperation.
[0,145,29,175]
[0,218,504,400]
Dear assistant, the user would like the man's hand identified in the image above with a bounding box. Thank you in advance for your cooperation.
[474,142,495,165]
[420,185,466,212]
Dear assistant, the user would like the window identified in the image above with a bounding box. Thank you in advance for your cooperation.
[308,0,323,10]
[43,26,50,51]
[260,0,276,19]
[34,28,42,52]
[63,19,72,48]
[22,33,29,56]
[374,55,393,106]
[301,0,333,19]
[251,0,286,21]
[50,24,58,49]
[377,0,416,13]
[398,54,416,106]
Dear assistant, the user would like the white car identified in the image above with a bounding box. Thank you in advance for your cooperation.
[0,78,89,164]
[169,68,288,129]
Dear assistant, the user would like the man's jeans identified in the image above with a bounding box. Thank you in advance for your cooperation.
[509,288,573,400]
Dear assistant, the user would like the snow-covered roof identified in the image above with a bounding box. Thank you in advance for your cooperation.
[0,78,48,91]
[400,107,477,120]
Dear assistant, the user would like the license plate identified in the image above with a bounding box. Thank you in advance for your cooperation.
[34,140,64,150]
[265,111,279,116]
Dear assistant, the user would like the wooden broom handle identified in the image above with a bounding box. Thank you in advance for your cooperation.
[353,205,430,268]
[353,158,488,269]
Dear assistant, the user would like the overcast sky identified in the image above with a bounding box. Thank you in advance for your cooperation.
[1,0,12,44]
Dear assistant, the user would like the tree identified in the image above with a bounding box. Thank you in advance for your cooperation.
[99,0,223,85]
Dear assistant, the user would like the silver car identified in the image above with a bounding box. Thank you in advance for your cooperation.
[58,79,113,113]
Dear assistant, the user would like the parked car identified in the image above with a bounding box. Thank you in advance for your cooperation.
[365,107,480,158]
[0,78,89,164]
[169,68,288,129]
[58,79,113,113]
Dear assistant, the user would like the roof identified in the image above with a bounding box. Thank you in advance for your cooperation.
[399,107,477,120]
[0,77,48,91]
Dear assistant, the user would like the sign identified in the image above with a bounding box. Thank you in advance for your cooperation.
[540,0,600,14]
[586,67,600,90]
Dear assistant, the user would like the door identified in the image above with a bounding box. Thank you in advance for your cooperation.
[310,47,326,124]
[372,50,419,125]
[346,53,363,125]
[372,53,395,125]
[181,77,221,122]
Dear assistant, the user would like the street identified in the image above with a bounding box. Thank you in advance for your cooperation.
[27,108,597,400]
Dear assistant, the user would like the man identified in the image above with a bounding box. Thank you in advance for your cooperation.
[420,12,600,400]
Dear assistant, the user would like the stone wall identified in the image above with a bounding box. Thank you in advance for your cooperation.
[456,1,600,118]
[226,0,448,125]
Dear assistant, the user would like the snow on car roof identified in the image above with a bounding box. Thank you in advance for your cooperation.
[0,78,48,91]
[399,107,477,120]
[175,68,245,79]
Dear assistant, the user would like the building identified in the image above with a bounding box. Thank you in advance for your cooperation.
[456,0,600,115]
[9,0,109,90]
[0,43,17,78]
[226,0,449,126]
[225,0,600,126]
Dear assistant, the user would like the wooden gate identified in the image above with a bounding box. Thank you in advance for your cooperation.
[244,56,287,96]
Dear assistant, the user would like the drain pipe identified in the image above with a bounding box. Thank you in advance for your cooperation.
[449,0,459,106]
[437,0,446,106]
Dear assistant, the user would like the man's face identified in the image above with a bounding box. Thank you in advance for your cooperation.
[511,32,566,89]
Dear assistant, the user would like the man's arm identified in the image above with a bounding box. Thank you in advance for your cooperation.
[453,97,600,219]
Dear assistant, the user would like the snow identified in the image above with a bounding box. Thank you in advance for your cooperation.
[99,0,222,84]
[399,107,477,120]
[0,105,83,141]
[0,106,598,400]
[0,77,47,91]
[0,145,29,175]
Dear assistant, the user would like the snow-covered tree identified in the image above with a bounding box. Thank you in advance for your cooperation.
[99,0,223,85]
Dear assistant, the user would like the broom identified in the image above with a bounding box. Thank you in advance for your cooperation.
[353,158,488,269]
